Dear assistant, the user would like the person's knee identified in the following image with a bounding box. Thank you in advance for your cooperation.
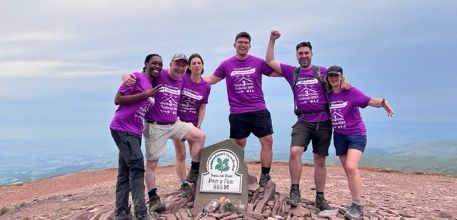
[131,158,145,170]
[290,147,303,160]
[345,162,358,174]
[260,136,273,149]
[187,127,205,143]
[314,155,327,167]
[235,139,246,148]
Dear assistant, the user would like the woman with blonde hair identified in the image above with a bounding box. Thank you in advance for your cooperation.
[325,65,394,219]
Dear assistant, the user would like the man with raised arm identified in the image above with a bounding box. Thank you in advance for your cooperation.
[266,30,333,210]
[205,32,275,187]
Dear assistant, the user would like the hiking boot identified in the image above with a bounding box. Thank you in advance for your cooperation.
[148,195,166,213]
[185,169,199,184]
[287,187,301,207]
[180,181,191,197]
[344,202,363,219]
[259,173,271,187]
[315,193,331,211]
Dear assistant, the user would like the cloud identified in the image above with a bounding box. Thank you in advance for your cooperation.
[0,31,77,43]
[0,60,127,79]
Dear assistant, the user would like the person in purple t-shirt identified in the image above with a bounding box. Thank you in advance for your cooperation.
[205,32,275,187]
[266,30,352,210]
[110,53,163,220]
[137,53,205,212]
[172,53,211,196]
[325,65,394,219]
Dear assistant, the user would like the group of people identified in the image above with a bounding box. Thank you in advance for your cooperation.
[109,30,394,220]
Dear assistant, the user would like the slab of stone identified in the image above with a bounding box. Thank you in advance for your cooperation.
[192,139,248,216]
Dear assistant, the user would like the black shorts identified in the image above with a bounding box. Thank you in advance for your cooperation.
[229,109,273,139]
[290,120,332,156]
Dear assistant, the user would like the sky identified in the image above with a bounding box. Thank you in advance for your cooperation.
[1,0,456,140]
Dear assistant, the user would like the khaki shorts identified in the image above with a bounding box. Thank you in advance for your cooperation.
[143,119,193,161]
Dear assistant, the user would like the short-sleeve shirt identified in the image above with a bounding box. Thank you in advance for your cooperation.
[110,72,153,136]
[280,64,330,122]
[328,87,371,135]
[213,55,273,114]
[177,74,211,126]
[145,69,183,124]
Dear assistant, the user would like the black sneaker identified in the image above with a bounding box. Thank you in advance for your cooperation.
[259,173,271,187]
[148,195,166,213]
[180,181,191,197]
[185,170,199,184]
[344,202,363,219]
[287,187,301,207]
[315,193,331,211]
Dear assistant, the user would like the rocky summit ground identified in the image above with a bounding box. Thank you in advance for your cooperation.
[0,162,456,220]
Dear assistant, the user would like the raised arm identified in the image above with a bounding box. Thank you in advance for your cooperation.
[114,84,161,105]
[203,75,223,85]
[196,104,207,129]
[368,98,394,117]
[266,30,283,77]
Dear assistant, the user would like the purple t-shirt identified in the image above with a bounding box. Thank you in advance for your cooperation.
[328,87,371,135]
[213,55,273,114]
[110,72,153,136]
[177,74,211,126]
[281,64,330,122]
[145,69,183,124]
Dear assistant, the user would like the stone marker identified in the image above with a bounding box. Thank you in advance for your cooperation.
[192,139,248,216]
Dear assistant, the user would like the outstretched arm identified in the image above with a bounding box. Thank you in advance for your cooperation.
[203,75,223,85]
[368,98,394,117]
[266,30,283,77]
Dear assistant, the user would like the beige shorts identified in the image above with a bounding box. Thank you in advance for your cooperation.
[143,119,193,161]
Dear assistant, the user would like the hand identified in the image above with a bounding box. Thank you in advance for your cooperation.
[270,30,281,40]
[122,73,136,86]
[145,84,162,97]
[382,99,394,117]
[341,80,352,90]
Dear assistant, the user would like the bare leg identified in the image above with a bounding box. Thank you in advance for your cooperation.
[144,159,159,191]
[340,149,363,202]
[289,146,305,184]
[259,134,273,168]
[172,139,187,181]
[183,126,205,162]
[313,153,327,192]
[234,138,247,150]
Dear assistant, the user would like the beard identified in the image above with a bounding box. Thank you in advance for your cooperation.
[299,59,311,68]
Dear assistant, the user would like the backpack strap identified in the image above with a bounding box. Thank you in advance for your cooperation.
[293,66,300,88]
[293,67,300,112]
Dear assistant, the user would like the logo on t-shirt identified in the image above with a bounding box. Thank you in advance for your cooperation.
[157,85,180,115]
[296,78,320,104]
[330,100,348,129]
[231,67,256,94]
[178,89,203,114]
